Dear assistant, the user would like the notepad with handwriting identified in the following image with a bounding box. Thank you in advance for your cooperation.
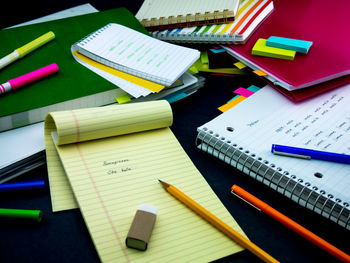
[72,23,200,87]
[196,84,350,230]
[44,100,247,262]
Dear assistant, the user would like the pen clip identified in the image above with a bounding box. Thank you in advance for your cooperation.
[272,150,311,160]
[231,190,261,212]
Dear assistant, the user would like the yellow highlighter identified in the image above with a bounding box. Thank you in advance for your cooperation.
[0,31,55,70]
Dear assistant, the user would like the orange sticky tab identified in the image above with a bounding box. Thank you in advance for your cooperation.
[218,96,246,112]
[253,70,268,76]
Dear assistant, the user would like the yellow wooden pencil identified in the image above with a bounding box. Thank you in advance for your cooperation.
[159,180,279,263]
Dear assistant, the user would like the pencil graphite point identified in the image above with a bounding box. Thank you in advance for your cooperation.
[158,179,170,189]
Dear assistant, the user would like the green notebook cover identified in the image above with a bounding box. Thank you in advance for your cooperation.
[0,8,149,127]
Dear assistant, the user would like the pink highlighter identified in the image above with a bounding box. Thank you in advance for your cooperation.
[0,63,59,95]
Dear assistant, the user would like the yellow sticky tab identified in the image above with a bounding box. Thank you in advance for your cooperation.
[116,94,131,104]
[16,31,55,57]
[218,96,246,112]
[253,70,268,76]
[73,51,165,93]
[252,38,296,60]
[234,62,247,69]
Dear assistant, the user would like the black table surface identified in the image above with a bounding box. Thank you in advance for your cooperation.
[1,1,349,263]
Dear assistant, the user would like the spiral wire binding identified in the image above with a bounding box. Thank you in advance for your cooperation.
[195,129,350,230]
[141,9,235,30]
[76,24,112,47]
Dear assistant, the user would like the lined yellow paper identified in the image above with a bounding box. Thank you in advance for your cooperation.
[45,100,247,262]
[73,51,166,93]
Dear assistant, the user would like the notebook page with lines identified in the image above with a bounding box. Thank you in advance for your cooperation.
[196,84,350,230]
[44,100,247,262]
[72,23,200,87]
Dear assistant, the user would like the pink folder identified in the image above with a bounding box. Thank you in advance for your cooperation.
[224,0,350,91]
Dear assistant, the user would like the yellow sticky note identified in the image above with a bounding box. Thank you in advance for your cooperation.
[116,94,131,104]
[234,61,247,69]
[73,51,165,93]
[253,70,268,76]
[252,38,296,60]
[218,96,246,112]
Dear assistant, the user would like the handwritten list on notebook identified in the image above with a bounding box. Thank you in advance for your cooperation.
[44,101,247,262]
[197,84,350,229]
[72,23,200,87]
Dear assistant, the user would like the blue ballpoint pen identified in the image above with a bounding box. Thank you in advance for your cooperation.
[0,180,45,192]
[271,144,350,164]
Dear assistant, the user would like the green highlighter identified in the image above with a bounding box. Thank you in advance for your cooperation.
[0,208,42,222]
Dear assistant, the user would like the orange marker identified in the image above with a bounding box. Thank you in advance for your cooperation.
[231,185,350,263]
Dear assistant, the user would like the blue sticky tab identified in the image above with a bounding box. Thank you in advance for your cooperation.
[227,94,240,103]
[210,48,226,54]
[266,36,313,54]
[165,92,188,103]
[247,85,260,92]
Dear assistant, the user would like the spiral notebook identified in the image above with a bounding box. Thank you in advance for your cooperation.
[196,84,350,230]
[72,23,200,87]
[152,0,274,44]
[136,0,240,30]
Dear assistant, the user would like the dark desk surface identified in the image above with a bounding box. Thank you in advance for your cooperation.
[1,1,349,263]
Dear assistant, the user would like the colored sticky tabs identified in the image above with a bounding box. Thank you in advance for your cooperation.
[252,38,296,60]
[165,92,188,103]
[253,70,268,76]
[189,64,199,74]
[218,96,246,112]
[227,94,240,103]
[209,48,226,54]
[200,52,209,64]
[266,36,313,54]
[247,85,260,92]
[116,94,131,104]
[234,87,254,97]
[234,62,247,69]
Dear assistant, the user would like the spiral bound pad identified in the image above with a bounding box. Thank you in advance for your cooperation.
[136,0,240,30]
[152,0,274,44]
[72,23,200,87]
[196,84,350,230]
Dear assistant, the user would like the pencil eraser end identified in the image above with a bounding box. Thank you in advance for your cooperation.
[126,204,157,251]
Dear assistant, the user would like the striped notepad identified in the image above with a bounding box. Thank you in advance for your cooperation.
[151,0,274,44]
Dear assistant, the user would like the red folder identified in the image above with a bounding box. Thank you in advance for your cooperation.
[224,0,350,93]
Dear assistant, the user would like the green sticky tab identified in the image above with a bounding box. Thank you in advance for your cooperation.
[116,94,131,104]
[252,38,296,60]
[200,52,209,64]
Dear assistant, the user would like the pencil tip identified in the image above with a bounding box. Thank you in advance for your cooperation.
[158,179,170,188]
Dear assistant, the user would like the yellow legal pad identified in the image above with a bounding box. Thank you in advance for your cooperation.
[252,38,296,60]
[44,100,247,262]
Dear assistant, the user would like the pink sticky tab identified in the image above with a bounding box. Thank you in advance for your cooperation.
[234,87,254,97]
[8,63,59,89]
